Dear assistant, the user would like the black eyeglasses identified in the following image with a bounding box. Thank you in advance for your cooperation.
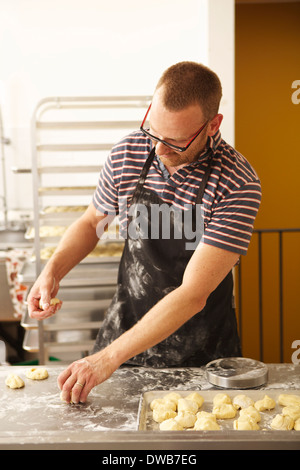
[140,103,208,153]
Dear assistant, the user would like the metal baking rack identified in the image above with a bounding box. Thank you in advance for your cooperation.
[24,95,151,363]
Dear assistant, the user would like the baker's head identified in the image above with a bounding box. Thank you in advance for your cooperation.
[144,62,223,168]
[155,61,222,120]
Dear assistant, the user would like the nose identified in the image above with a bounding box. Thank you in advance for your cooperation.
[155,140,172,155]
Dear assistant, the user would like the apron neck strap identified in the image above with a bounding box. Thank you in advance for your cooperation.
[131,147,156,203]
[196,156,213,204]
[132,148,213,205]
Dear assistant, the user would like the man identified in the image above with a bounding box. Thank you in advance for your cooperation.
[28,62,261,404]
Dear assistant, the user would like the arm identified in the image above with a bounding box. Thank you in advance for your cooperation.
[58,243,239,403]
[27,203,111,319]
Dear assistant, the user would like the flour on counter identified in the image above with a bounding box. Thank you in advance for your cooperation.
[1,364,300,446]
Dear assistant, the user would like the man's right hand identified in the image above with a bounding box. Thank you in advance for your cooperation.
[27,273,61,320]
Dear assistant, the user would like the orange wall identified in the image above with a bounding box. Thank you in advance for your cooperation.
[235,1,300,363]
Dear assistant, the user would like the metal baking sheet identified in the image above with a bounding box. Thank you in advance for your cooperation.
[36,255,122,265]
[28,243,123,264]
[40,207,87,220]
[38,187,95,196]
[138,389,300,432]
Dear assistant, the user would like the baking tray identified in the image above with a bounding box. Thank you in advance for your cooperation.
[138,389,300,432]
[18,260,119,285]
[25,226,67,241]
[38,186,95,196]
[29,244,124,264]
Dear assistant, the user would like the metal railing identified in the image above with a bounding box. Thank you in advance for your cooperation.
[236,228,300,363]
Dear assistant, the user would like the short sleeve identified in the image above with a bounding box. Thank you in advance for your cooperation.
[202,180,262,255]
[92,154,119,216]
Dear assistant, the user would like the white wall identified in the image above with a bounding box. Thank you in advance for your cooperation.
[208,0,235,145]
[0,0,234,215]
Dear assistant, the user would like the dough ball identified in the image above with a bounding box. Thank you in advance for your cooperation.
[282,406,300,421]
[294,418,300,431]
[213,393,232,406]
[163,392,182,407]
[232,394,254,410]
[175,411,197,428]
[270,414,294,430]
[193,416,220,430]
[150,398,176,412]
[278,393,300,408]
[26,367,48,380]
[212,403,236,419]
[233,416,260,430]
[159,418,183,431]
[196,411,217,421]
[185,392,204,409]
[239,406,261,423]
[5,374,25,389]
[254,395,276,412]
[39,297,60,310]
[153,408,177,423]
[150,398,165,410]
[177,398,198,414]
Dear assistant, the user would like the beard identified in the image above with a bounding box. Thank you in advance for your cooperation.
[158,152,188,168]
[156,132,209,169]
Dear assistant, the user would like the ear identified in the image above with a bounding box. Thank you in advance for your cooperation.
[207,114,223,136]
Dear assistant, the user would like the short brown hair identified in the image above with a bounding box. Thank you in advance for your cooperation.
[155,61,222,119]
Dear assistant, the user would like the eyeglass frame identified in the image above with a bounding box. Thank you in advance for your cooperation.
[140,103,209,153]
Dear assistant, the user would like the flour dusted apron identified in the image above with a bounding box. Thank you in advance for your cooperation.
[93,148,241,367]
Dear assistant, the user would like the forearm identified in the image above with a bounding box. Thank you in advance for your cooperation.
[43,216,99,282]
[95,244,239,370]
[95,284,206,369]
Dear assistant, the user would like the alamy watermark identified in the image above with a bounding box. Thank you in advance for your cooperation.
[96,201,204,251]
[291,80,300,104]
[291,340,300,365]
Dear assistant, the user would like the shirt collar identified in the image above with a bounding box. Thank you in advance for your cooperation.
[153,130,221,182]
[199,129,221,160]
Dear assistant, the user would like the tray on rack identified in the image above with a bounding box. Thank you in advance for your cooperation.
[38,186,95,196]
[40,205,88,220]
[28,241,124,264]
[18,260,119,285]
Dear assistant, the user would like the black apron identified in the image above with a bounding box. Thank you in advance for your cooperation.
[93,148,241,367]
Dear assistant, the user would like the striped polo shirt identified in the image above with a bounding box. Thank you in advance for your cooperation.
[92,130,261,255]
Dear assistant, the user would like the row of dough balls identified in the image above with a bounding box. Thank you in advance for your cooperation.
[150,392,300,431]
[5,368,49,389]
[39,243,124,260]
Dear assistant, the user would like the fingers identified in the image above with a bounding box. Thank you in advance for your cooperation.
[57,359,96,404]
[71,380,90,404]
[39,278,59,309]
[27,277,61,320]
[28,298,61,320]
[60,375,88,404]
[39,291,51,311]
[57,352,116,405]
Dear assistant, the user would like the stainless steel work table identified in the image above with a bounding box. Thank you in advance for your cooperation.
[0,364,299,450]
